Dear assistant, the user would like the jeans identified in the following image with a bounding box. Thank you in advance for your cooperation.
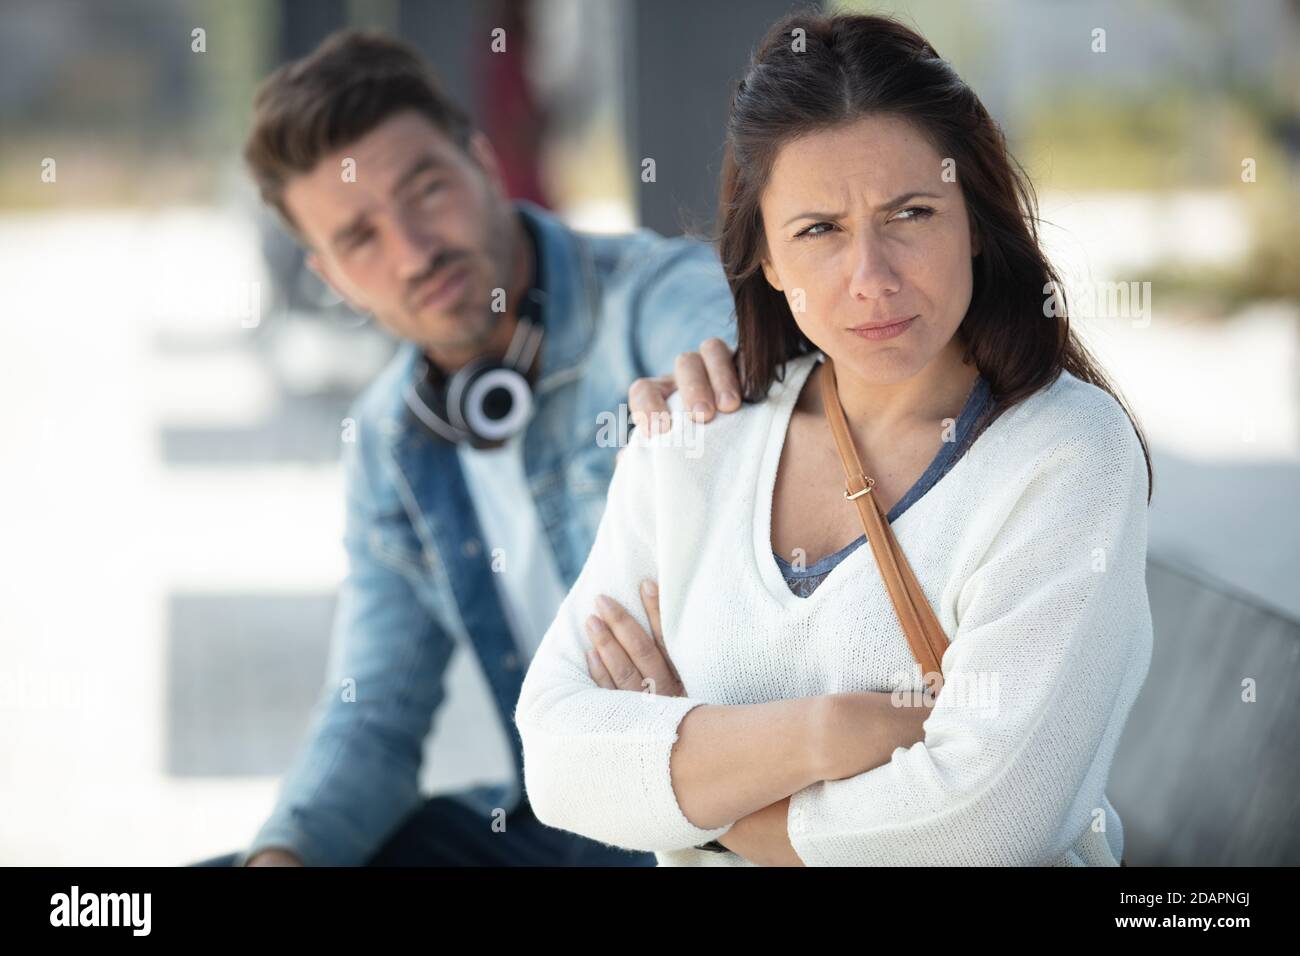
[191,794,656,867]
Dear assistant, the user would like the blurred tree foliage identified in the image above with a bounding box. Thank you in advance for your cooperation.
[1023,88,1299,311]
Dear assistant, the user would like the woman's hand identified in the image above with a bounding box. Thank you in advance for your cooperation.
[815,691,931,781]
[717,796,804,867]
[584,580,686,697]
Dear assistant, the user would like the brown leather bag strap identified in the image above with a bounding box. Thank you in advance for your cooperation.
[818,354,950,689]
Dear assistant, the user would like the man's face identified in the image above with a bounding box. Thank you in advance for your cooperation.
[284,110,516,359]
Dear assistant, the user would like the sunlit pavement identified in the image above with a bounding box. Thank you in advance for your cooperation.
[0,203,1294,863]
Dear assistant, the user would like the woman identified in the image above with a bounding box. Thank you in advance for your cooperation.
[514,11,1153,866]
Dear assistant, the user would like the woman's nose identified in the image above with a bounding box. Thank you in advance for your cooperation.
[848,230,902,300]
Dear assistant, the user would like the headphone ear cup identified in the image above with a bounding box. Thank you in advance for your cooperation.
[404,314,544,446]
[458,366,534,442]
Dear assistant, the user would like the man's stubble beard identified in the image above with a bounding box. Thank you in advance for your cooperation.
[411,194,519,364]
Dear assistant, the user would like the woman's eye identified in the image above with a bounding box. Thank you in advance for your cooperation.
[420,179,443,197]
[893,206,935,222]
[796,222,834,239]
[348,229,375,251]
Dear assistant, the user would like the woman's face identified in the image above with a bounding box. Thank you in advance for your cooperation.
[759,113,980,385]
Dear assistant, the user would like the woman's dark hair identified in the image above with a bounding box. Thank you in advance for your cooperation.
[715,11,1152,500]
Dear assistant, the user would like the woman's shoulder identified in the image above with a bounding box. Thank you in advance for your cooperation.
[617,353,816,500]
[1031,370,1141,448]
[979,369,1147,491]
[625,393,758,487]
[632,357,808,454]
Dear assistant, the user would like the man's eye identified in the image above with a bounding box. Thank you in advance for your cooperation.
[348,229,375,250]
[894,206,935,222]
[421,178,443,197]
[795,222,834,239]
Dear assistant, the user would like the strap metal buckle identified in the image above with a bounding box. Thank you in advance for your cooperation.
[844,476,876,500]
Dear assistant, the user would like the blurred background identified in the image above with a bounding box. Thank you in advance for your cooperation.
[0,0,1296,865]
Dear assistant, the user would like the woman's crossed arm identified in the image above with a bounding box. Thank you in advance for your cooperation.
[584,583,931,865]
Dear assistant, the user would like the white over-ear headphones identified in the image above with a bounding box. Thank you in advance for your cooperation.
[402,292,546,448]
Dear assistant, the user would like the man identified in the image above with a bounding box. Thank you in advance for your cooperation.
[196,29,743,867]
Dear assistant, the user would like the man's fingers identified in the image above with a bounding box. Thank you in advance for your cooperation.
[699,337,741,412]
[627,374,675,435]
[586,614,642,691]
[674,351,715,423]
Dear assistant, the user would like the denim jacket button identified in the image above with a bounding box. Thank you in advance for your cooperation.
[462,538,482,557]
[502,652,519,670]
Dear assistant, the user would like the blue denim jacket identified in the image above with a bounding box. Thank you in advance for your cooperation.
[240,199,737,865]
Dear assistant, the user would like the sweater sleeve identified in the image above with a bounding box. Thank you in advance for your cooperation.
[787,401,1154,866]
[513,419,735,853]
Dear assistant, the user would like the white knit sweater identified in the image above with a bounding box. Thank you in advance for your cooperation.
[515,349,1153,866]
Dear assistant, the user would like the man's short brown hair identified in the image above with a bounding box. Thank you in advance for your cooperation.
[243,28,474,239]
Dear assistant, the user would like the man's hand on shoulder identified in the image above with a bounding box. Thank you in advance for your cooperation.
[622,338,741,462]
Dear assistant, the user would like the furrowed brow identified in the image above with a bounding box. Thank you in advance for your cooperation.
[780,191,943,228]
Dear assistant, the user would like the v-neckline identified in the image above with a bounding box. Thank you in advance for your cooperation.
[753,352,867,613]
[754,350,989,610]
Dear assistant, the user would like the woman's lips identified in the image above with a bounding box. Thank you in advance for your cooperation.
[848,315,916,340]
